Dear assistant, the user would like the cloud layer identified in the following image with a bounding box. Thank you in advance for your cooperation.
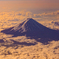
[0,10,59,21]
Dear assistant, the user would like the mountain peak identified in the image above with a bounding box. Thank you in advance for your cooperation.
[1,18,46,34]
[25,18,34,23]
[1,18,59,40]
[1,18,44,34]
[1,18,59,44]
[27,18,33,20]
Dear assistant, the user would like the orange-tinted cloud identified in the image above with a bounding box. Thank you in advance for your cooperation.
[33,10,59,18]
[0,10,59,22]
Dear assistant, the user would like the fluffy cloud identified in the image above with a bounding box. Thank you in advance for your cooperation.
[0,10,59,22]
[33,10,59,18]
[26,11,33,17]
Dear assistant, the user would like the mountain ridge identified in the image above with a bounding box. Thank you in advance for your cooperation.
[1,18,59,43]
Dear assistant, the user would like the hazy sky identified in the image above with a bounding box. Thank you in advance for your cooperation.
[0,0,59,13]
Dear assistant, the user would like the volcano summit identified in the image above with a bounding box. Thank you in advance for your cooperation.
[1,18,59,41]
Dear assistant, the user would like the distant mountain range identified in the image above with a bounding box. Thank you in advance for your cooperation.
[1,18,59,44]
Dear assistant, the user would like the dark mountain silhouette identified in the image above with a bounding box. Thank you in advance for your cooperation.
[1,18,59,44]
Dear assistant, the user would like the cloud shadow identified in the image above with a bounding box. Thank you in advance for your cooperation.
[0,39,37,49]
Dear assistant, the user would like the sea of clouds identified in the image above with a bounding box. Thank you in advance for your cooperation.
[0,10,59,59]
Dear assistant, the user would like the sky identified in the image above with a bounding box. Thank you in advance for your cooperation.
[0,0,59,13]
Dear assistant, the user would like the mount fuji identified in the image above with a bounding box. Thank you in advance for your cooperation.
[1,18,59,43]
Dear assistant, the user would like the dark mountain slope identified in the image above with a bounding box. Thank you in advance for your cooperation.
[1,18,59,44]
